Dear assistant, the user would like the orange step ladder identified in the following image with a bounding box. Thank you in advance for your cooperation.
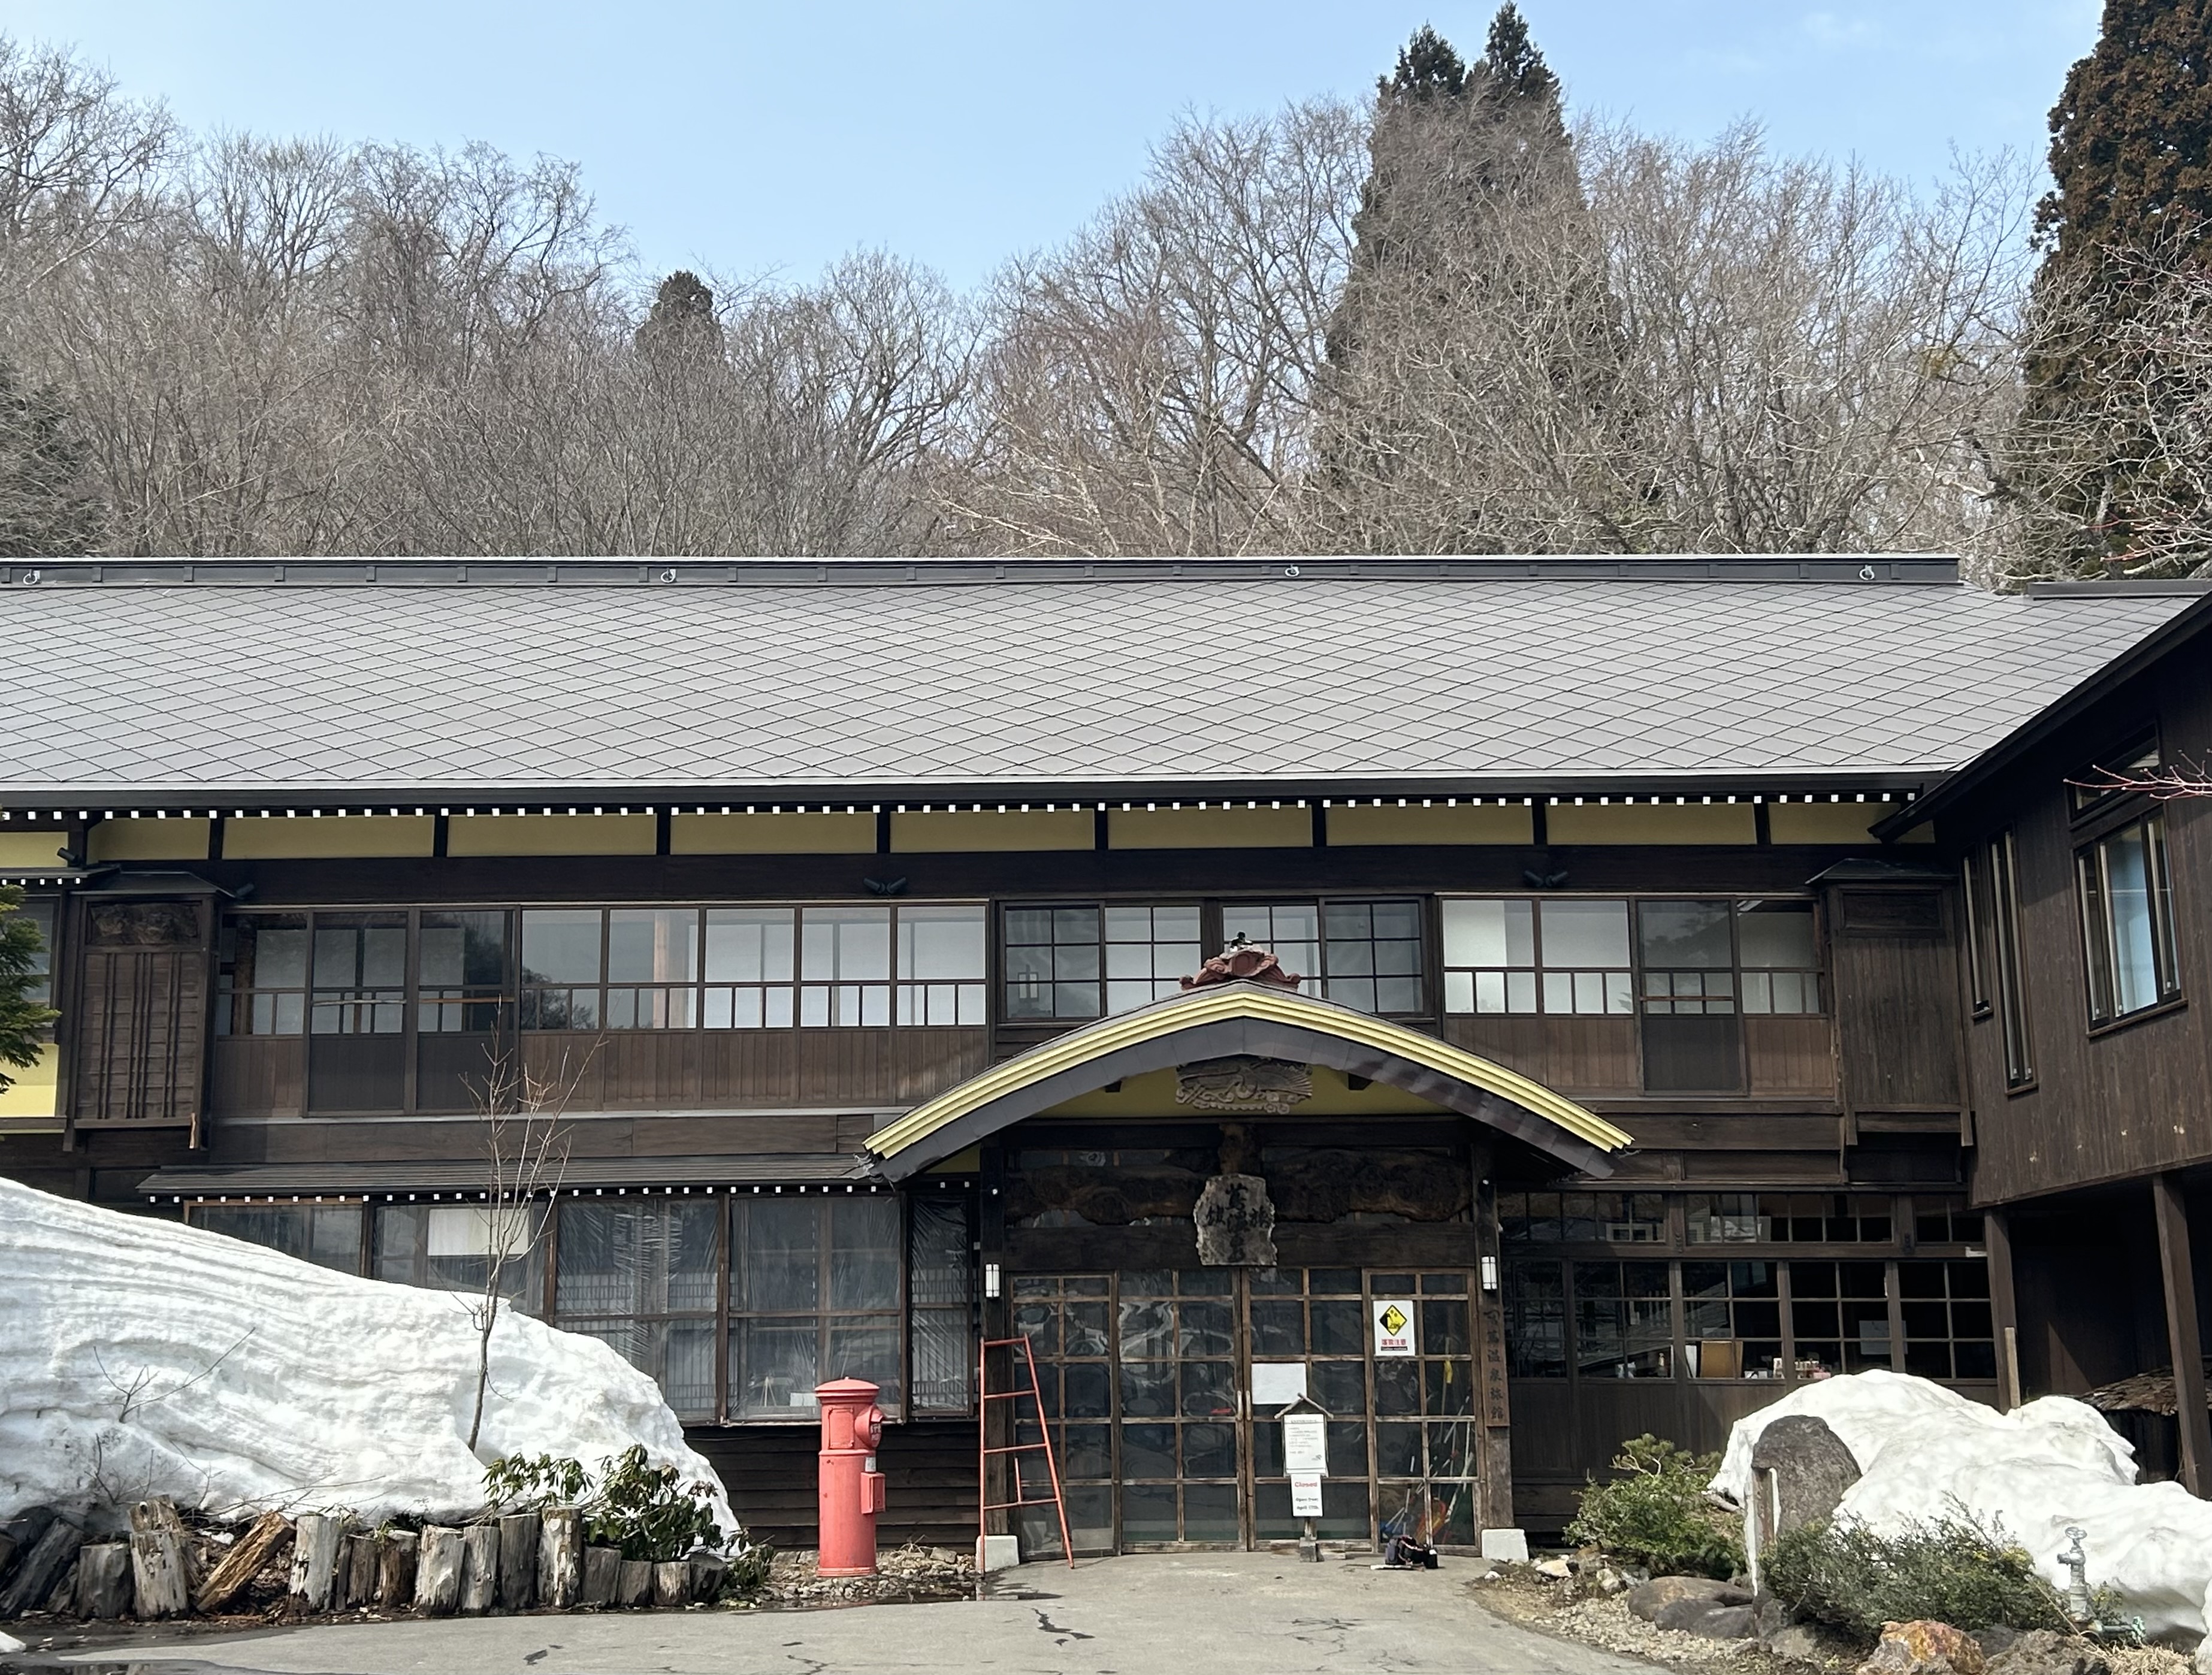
[977,1334,1075,1569]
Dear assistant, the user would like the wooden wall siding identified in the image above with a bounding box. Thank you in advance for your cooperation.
[1744,1016,1838,1096]
[1962,660,2212,1205]
[1439,1015,1641,1095]
[202,1111,855,1166]
[685,1418,980,1549]
[69,900,210,1130]
[520,1027,990,1111]
[1827,888,1962,1118]
[209,1037,304,1118]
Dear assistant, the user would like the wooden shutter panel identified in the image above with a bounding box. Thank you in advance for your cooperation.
[69,898,210,1129]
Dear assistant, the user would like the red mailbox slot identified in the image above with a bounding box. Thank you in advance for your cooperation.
[815,1377,886,1577]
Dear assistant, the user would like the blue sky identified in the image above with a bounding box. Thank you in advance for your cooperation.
[7,2,2101,289]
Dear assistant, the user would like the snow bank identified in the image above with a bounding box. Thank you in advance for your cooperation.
[0,1179,736,1534]
[1712,1369,2212,1649]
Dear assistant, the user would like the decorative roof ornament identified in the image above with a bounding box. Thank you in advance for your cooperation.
[1180,933,1302,991]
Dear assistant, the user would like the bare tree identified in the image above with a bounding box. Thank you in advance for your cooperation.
[1986,241,2212,580]
[463,1043,591,1452]
[936,102,1365,557]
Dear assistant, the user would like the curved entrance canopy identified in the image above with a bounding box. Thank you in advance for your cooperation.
[866,979,1633,1180]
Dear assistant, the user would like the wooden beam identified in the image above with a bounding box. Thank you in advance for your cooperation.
[1471,1136,1516,1536]
[1984,1210,2021,1408]
[2153,1173,2211,1496]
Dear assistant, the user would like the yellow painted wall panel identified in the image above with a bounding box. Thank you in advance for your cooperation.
[892,809,1093,853]
[87,818,212,861]
[222,815,436,860]
[0,1042,60,1120]
[448,813,657,857]
[0,832,68,869]
[1546,802,1757,845]
[1769,802,1885,845]
[1108,805,1313,850]
[670,812,878,854]
[1326,803,1534,846]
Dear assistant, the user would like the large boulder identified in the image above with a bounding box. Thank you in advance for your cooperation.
[1750,1414,1861,1538]
[1859,1620,1987,1675]
[1982,1631,2109,1675]
[1627,1574,1751,1622]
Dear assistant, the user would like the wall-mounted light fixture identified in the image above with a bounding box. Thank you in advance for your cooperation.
[1479,1254,1499,1293]
[983,1261,1002,1300]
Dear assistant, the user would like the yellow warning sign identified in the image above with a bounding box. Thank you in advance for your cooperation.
[1372,1298,1416,1358]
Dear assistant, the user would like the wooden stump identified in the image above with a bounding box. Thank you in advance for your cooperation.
[194,1511,290,1615]
[0,1518,80,1617]
[71,1542,131,1620]
[341,1534,379,1609]
[688,1554,729,1604]
[616,1560,653,1608]
[128,1528,189,1620]
[652,1561,688,1607]
[374,1529,418,1610]
[286,1513,345,1613]
[414,1526,464,1616]
[579,1546,621,1608]
[536,1508,582,1609]
[458,1525,499,1615]
[497,1513,538,1611]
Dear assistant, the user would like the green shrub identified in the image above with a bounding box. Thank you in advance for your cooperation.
[484,1445,732,1564]
[1763,1514,2074,1646]
[1567,1434,1743,1579]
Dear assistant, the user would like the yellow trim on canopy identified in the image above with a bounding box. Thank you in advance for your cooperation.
[866,982,1631,1160]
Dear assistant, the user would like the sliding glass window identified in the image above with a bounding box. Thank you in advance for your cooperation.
[2078,812,2181,1024]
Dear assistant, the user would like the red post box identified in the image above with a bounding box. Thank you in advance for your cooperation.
[815,1377,886,1577]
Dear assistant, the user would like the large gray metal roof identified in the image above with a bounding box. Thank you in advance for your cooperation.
[0,557,2198,803]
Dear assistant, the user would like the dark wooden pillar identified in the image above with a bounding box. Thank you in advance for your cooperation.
[1471,1137,1515,1533]
[2152,1173,2211,1496]
[1984,1209,2021,1408]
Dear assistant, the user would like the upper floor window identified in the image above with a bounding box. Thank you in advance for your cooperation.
[1440,899,1632,1015]
[2070,730,2160,815]
[1969,833,2034,1086]
[2078,811,2181,1024]
[17,897,56,1009]
[218,902,987,1039]
[1002,899,1422,1022]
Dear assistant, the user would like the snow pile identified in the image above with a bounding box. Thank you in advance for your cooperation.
[1713,1370,2212,1649]
[0,1179,736,1532]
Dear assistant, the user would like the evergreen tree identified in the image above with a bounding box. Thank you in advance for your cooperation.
[1322,9,1605,551]
[2020,1,2212,573]
[0,887,57,1095]
[2035,0,2212,262]
[0,362,103,558]
[634,270,725,365]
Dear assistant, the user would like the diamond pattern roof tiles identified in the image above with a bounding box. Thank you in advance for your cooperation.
[0,572,2193,798]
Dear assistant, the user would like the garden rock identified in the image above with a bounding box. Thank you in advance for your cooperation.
[1765,1623,1829,1662]
[1751,1414,1862,1540]
[1534,1556,1574,1579]
[1983,1631,2109,1675]
[1859,1619,1988,1675]
[1628,1574,1752,1622]
[1672,1603,1759,1639]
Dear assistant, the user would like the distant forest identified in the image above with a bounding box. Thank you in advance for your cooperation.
[1,4,2207,578]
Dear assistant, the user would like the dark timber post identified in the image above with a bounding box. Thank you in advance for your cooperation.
[1985,1210,2021,1408]
[1471,1136,1515,1535]
[2153,1173,2211,1496]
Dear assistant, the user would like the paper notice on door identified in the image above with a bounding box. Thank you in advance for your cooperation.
[1251,1361,1309,1407]
[1290,1474,1325,1518]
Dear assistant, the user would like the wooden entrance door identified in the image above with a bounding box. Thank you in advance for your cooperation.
[1012,1265,1483,1553]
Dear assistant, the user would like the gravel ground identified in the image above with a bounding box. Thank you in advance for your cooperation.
[1468,1566,2199,1675]
[746,1543,976,1607]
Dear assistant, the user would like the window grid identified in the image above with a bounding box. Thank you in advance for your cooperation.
[2077,811,2181,1024]
[1986,834,2035,1086]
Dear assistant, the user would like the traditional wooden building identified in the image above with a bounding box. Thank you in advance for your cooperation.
[1885,586,2212,1493]
[1,555,2203,1552]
